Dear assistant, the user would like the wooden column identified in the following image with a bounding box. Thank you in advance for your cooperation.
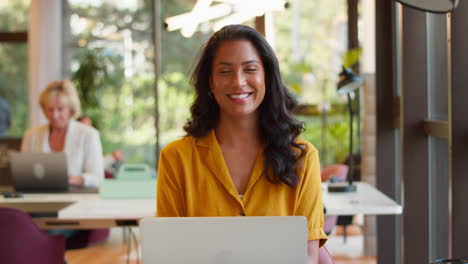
[451,1,468,258]
[401,6,430,263]
[254,15,266,36]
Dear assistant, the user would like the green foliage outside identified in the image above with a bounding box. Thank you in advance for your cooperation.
[65,0,205,167]
[273,0,352,165]
[0,0,29,32]
[298,114,359,166]
[66,0,155,166]
[274,0,347,105]
[0,0,29,137]
[71,47,155,166]
[158,72,193,146]
[72,49,110,128]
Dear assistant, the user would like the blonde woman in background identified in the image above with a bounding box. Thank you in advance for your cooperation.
[21,80,104,187]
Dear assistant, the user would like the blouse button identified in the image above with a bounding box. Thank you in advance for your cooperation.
[239,212,246,216]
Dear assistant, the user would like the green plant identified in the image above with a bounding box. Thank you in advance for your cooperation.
[298,113,358,166]
[342,47,362,69]
[72,49,110,129]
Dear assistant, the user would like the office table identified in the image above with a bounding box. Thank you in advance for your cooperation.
[0,182,401,229]
[0,193,154,229]
[322,182,402,215]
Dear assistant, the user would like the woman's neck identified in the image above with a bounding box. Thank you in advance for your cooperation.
[50,126,68,135]
[49,122,68,152]
[215,114,261,148]
[49,120,70,137]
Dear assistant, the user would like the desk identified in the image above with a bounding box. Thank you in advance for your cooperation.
[0,193,99,214]
[0,182,401,229]
[322,182,402,215]
[0,194,153,229]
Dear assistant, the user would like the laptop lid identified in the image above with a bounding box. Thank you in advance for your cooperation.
[0,137,22,185]
[140,216,308,264]
[10,152,68,193]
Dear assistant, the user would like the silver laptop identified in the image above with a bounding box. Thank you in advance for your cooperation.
[140,216,308,264]
[10,152,68,193]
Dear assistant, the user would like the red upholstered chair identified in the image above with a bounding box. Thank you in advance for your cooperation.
[319,246,336,264]
[0,207,65,264]
[321,164,349,182]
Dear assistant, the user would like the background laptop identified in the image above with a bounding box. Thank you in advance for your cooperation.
[0,137,22,186]
[140,216,308,264]
[10,152,69,193]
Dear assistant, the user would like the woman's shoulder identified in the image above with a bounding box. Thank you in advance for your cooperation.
[295,137,318,155]
[24,124,48,137]
[161,135,196,156]
[71,120,99,136]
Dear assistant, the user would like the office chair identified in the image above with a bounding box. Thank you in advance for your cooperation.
[0,207,65,264]
[321,164,349,182]
[319,246,336,264]
[116,163,153,180]
[323,214,338,235]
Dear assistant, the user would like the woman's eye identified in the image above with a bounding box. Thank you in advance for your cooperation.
[245,68,257,72]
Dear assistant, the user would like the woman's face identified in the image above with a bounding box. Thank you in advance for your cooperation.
[209,40,266,119]
[44,96,72,130]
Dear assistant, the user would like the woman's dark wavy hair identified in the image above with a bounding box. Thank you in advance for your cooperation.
[184,24,306,187]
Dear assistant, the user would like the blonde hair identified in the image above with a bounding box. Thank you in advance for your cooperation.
[39,80,82,119]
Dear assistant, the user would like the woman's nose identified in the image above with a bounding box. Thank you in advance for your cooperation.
[232,71,247,88]
[52,110,60,119]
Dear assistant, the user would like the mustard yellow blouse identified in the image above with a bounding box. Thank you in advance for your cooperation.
[156,129,327,246]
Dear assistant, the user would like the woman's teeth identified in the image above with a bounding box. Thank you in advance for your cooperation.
[229,93,250,99]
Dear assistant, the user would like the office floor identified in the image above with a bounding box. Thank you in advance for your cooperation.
[328,225,376,264]
[65,226,376,264]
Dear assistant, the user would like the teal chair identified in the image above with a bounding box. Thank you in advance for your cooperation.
[116,163,153,180]
[100,163,156,199]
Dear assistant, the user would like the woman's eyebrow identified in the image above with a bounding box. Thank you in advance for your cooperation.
[216,60,260,66]
[216,62,232,66]
[242,60,260,65]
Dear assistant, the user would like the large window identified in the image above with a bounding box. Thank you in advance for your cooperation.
[65,0,157,166]
[64,0,353,169]
[161,0,350,165]
[273,0,349,165]
[0,0,30,137]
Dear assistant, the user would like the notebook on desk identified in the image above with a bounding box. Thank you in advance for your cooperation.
[139,216,308,264]
[10,152,69,193]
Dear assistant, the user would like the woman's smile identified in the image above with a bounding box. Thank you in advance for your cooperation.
[227,92,253,102]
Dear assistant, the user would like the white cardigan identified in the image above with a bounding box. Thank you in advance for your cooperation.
[21,120,104,187]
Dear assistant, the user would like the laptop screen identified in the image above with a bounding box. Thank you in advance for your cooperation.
[10,152,69,193]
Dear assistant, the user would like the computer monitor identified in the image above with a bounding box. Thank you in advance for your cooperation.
[0,137,22,186]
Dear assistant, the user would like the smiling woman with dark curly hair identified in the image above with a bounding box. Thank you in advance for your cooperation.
[156,24,327,263]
